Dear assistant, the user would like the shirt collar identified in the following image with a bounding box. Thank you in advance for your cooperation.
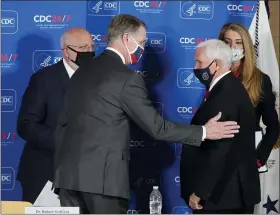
[209,71,231,92]
[106,47,125,64]
[63,58,75,78]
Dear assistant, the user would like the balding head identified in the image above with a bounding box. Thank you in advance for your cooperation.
[60,28,92,49]
[61,28,94,70]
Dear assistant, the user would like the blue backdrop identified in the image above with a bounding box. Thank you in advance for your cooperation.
[1,1,257,213]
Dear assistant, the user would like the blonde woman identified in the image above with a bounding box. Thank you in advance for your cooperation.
[218,23,279,172]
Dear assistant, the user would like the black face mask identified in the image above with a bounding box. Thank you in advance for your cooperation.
[67,46,95,66]
[193,60,216,89]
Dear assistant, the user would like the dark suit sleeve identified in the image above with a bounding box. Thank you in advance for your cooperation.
[256,74,279,165]
[17,73,54,151]
[120,73,203,146]
[194,96,256,201]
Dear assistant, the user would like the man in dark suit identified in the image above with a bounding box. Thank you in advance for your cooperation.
[53,15,240,214]
[17,28,95,203]
[180,39,260,214]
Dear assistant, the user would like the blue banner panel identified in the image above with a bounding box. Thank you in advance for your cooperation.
[2,1,256,213]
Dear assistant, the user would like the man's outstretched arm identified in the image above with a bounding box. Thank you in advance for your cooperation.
[120,73,239,146]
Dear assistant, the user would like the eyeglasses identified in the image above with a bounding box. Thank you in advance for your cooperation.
[67,44,98,52]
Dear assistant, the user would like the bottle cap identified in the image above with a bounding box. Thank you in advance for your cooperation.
[153,186,159,189]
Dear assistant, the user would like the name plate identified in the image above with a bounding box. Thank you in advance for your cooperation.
[25,207,79,214]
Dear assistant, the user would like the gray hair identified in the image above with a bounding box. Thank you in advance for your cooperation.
[197,39,232,69]
[107,14,146,44]
[60,32,68,49]
[60,28,90,49]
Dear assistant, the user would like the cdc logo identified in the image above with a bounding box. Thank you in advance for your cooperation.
[1,10,18,34]
[179,37,209,45]
[34,15,52,23]
[174,176,180,185]
[133,175,161,190]
[180,1,214,20]
[134,1,166,8]
[226,2,255,17]
[177,106,197,120]
[130,140,145,148]
[135,70,160,81]
[1,89,16,112]
[177,106,197,114]
[130,139,156,150]
[227,4,254,12]
[92,34,107,42]
[133,1,166,14]
[91,34,107,47]
[177,68,205,89]
[127,210,143,214]
[1,167,15,191]
[33,15,71,23]
[32,50,62,72]
[145,32,166,53]
[172,206,191,214]
[88,1,120,16]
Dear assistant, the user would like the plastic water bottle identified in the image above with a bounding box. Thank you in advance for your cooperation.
[149,186,162,214]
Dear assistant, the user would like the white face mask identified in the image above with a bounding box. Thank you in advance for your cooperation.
[124,34,144,64]
[231,48,244,63]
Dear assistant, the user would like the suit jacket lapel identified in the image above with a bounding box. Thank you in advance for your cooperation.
[193,87,217,119]
[57,60,70,91]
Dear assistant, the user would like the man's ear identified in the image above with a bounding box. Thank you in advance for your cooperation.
[215,59,221,71]
[62,48,67,58]
[122,33,129,43]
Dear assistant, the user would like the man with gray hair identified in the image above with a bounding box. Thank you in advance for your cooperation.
[180,39,260,214]
[53,16,240,213]
[16,28,94,203]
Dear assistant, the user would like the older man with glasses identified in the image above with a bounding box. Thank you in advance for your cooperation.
[16,28,95,204]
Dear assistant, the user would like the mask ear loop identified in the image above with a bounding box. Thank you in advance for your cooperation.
[122,33,132,64]
[64,46,79,65]
[209,60,218,76]
[207,60,215,68]
[129,34,144,50]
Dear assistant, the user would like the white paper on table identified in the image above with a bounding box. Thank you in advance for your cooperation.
[33,180,61,206]
[255,131,268,173]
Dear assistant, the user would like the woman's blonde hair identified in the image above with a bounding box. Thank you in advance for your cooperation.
[218,23,262,106]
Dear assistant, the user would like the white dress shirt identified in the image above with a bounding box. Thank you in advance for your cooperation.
[63,58,75,78]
